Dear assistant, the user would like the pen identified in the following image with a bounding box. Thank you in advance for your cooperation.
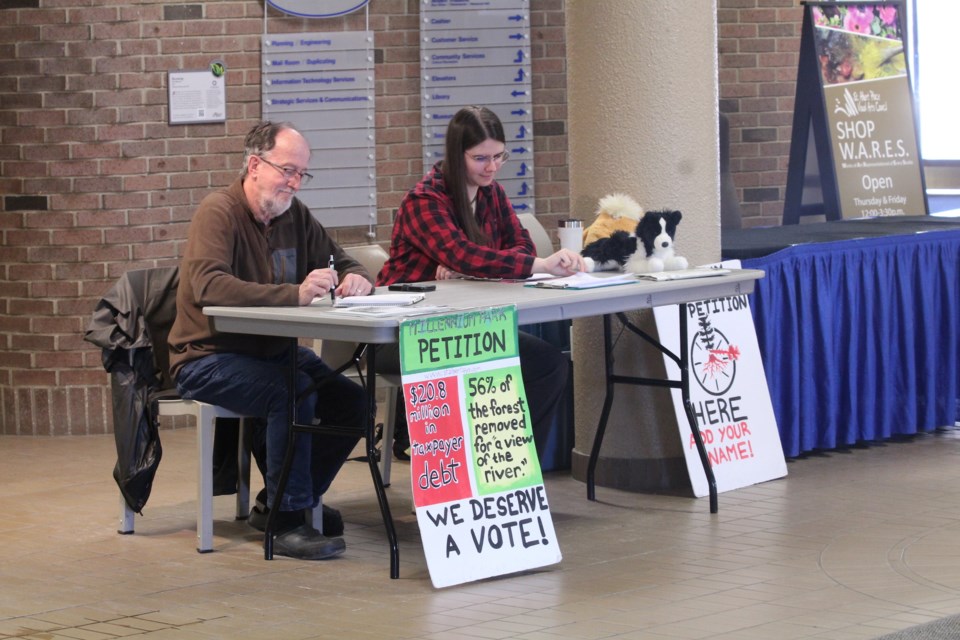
[329,254,336,303]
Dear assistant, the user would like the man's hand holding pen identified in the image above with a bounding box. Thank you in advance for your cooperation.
[297,267,338,306]
[297,266,373,306]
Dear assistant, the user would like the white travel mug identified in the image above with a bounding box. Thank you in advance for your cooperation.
[558,219,584,254]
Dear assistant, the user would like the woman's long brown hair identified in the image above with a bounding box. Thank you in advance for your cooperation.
[440,106,506,244]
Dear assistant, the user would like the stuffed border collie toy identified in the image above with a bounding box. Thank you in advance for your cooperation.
[581,231,637,272]
[582,209,688,273]
[624,209,688,273]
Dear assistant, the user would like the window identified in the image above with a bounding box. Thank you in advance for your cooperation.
[912,0,960,161]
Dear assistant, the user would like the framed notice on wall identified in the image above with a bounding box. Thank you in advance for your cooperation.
[783,1,928,223]
[168,68,226,125]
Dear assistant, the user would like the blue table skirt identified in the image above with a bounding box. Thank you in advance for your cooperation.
[742,230,960,458]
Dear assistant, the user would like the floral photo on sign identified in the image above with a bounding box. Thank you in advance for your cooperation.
[812,4,901,40]
[812,4,905,86]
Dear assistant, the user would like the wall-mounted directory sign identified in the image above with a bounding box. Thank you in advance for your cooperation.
[420,0,535,214]
[262,31,376,229]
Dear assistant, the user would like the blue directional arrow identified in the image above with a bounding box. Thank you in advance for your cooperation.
[509,33,524,40]
[514,50,524,63]
[510,90,527,98]
[514,203,530,211]
[514,68,526,82]
[518,182,529,196]
[516,125,528,139]
[516,162,528,177]
[508,14,523,21]
[511,108,528,116]
[511,146,530,155]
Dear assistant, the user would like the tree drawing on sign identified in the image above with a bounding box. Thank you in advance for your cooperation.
[691,313,741,396]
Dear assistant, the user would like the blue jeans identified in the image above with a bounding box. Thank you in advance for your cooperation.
[176,346,363,512]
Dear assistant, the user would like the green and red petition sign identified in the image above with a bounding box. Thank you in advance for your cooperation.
[399,306,561,588]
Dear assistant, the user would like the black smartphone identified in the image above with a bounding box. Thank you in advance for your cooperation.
[388,283,436,292]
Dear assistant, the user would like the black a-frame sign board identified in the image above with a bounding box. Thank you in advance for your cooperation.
[783,3,838,224]
[783,2,927,224]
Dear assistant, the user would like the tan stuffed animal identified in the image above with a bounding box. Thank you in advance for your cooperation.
[582,193,644,247]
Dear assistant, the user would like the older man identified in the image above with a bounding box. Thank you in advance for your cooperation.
[168,121,374,560]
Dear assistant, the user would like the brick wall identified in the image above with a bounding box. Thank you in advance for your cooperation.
[1,0,802,435]
[718,0,803,228]
[0,0,570,435]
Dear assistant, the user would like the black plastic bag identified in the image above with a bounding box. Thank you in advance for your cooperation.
[107,348,163,514]
[84,267,178,514]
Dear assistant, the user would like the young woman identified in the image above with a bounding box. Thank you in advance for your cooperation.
[375,105,585,460]
[377,105,585,283]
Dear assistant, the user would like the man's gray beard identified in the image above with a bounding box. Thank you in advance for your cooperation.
[259,193,293,221]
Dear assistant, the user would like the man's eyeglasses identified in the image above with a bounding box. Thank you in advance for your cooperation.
[258,156,314,185]
[466,151,510,166]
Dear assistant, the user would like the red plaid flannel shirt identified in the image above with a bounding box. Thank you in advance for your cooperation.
[376,163,537,285]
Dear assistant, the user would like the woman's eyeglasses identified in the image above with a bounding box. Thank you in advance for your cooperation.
[258,156,314,185]
[466,151,510,167]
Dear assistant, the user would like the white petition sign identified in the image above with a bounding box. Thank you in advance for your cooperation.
[653,260,787,496]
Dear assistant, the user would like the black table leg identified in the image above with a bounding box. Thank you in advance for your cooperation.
[262,341,401,577]
[585,306,718,514]
[586,314,615,501]
[364,347,400,578]
[677,305,718,513]
[263,340,299,560]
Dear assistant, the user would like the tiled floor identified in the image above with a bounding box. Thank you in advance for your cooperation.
[3,427,960,639]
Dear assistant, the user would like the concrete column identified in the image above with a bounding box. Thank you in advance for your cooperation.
[566,1,721,493]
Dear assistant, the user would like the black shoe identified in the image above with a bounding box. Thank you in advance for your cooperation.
[248,489,344,537]
[393,438,411,461]
[320,505,344,537]
[248,506,304,535]
[272,524,346,561]
[350,423,384,463]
